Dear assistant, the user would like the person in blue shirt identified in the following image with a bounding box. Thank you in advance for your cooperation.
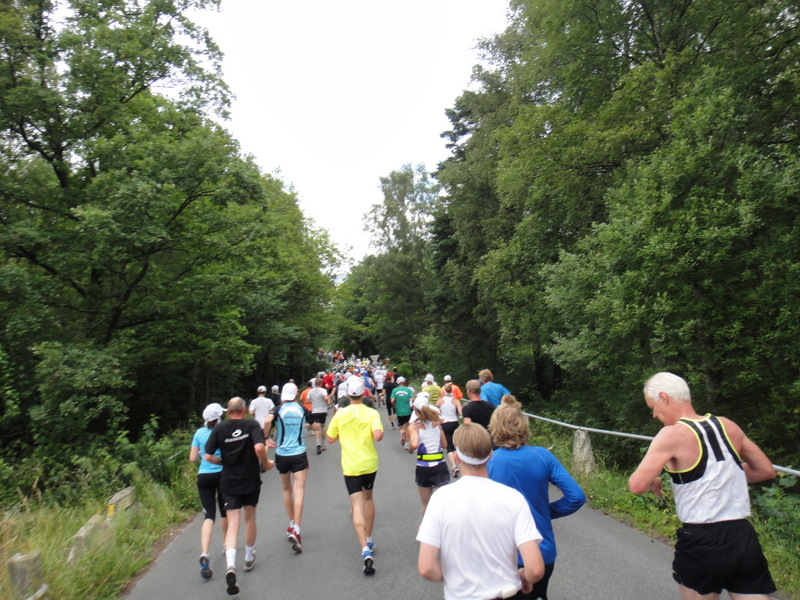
[189,402,228,580]
[488,402,586,600]
[264,382,309,553]
[478,368,511,408]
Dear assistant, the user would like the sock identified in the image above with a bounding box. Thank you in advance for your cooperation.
[226,548,236,569]
[362,545,371,556]
[245,545,255,561]
[366,536,373,546]
[289,520,295,530]
[200,552,209,558]
[293,524,301,535]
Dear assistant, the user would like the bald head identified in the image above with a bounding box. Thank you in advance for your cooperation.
[466,379,482,398]
[227,396,246,416]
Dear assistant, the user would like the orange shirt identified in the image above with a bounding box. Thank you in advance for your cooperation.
[301,387,312,411]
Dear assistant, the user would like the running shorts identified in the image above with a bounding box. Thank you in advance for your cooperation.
[415,462,450,488]
[672,519,776,596]
[275,452,309,474]
[344,471,377,495]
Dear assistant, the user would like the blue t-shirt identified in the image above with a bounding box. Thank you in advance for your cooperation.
[270,402,307,457]
[192,426,222,474]
[480,381,511,407]
[488,445,586,564]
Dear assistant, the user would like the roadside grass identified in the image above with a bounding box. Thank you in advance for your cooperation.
[529,419,800,600]
[0,457,197,600]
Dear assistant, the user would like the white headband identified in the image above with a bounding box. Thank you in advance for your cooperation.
[455,447,491,466]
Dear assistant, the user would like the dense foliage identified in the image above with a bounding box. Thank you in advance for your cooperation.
[333,0,800,467]
[0,0,334,502]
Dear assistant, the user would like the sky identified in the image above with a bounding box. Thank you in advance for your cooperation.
[191,1,511,269]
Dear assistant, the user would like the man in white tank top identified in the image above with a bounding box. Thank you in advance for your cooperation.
[628,372,777,600]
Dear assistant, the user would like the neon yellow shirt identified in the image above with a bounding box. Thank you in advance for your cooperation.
[328,403,383,476]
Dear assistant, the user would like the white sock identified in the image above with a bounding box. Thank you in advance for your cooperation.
[226,548,236,569]
[289,520,294,530]
[293,525,301,535]
[245,545,255,561]
[367,536,373,545]
[362,545,370,555]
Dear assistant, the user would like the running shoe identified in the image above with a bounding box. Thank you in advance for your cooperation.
[286,526,294,540]
[226,567,238,595]
[367,540,375,554]
[243,551,256,572]
[199,555,212,579]
[362,551,375,575]
[316,443,322,455]
[452,466,460,479]
[289,530,302,553]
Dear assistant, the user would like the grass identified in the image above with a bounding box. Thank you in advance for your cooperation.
[529,420,800,600]
[0,468,196,600]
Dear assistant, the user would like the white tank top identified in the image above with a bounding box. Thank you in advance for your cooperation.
[416,421,445,467]
[439,396,458,422]
[668,415,750,524]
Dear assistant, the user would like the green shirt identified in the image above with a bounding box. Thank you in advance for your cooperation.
[391,386,413,417]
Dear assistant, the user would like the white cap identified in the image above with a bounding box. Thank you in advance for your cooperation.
[202,403,226,424]
[396,376,406,384]
[443,375,452,382]
[413,392,430,410]
[424,373,434,382]
[271,385,279,392]
[257,385,267,393]
[281,382,298,401]
[347,377,365,397]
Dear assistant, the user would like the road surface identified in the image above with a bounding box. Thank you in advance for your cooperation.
[124,406,677,599]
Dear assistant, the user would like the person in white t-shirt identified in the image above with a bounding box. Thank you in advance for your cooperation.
[416,423,544,600]
[249,385,275,432]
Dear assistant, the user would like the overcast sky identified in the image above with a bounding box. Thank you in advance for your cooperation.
[192,0,510,269]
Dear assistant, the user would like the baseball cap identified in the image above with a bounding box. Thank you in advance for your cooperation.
[347,377,365,397]
[271,385,279,393]
[202,403,226,424]
[424,373,434,382]
[413,392,430,410]
[281,382,298,401]
[396,376,406,384]
[443,375,452,382]
[257,385,267,393]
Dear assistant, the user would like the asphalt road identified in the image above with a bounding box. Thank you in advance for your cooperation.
[123,405,677,600]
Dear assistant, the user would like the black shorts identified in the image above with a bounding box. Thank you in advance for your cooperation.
[396,414,411,426]
[415,462,450,488]
[672,519,776,595]
[222,489,261,510]
[308,412,327,425]
[386,401,395,416]
[441,421,458,452]
[517,562,555,600]
[344,471,377,495]
[275,452,309,474]
[197,471,226,521]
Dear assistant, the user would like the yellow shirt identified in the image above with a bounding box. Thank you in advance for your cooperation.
[328,403,383,476]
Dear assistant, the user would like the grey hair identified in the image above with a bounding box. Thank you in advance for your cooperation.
[643,372,691,403]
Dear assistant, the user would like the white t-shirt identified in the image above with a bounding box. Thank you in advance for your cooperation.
[309,387,328,413]
[417,476,542,600]
[249,396,275,429]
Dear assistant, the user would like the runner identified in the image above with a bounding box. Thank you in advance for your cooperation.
[488,403,586,600]
[248,385,275,432]
[416,423,545,599]
[189,403,228,580]
[264,382,309,554]
[204,397,273,596]
[407,393,450,516]
[383,370,397,429]
[307,376,331,454]
[629,372,777,600]
[326,377,384,575]
[439,375,463,402]
[390,376,414,450]
[436,383,463,478]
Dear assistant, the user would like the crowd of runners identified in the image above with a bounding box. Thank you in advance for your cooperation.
[190,363,779,600]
